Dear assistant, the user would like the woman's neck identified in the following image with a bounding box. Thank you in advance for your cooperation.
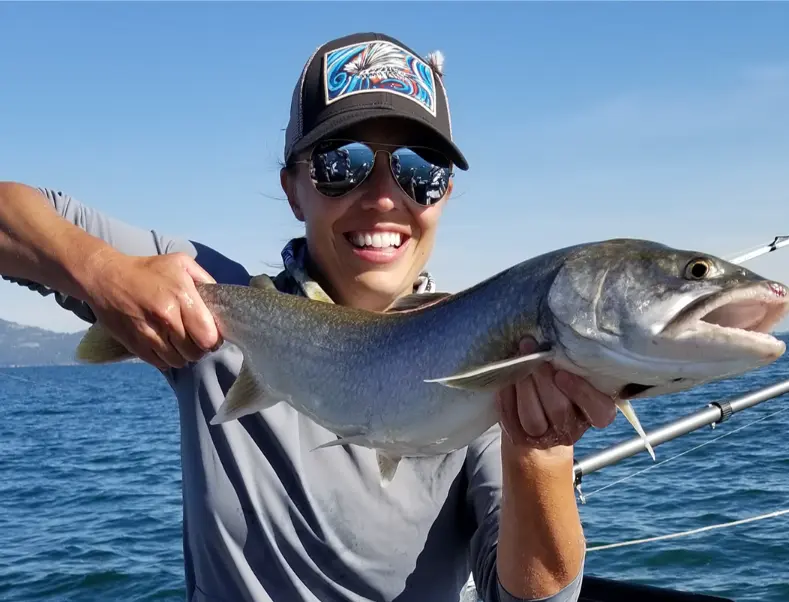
[304,254,411,312]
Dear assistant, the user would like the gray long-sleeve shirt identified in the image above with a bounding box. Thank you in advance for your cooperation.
[4,187,584,602]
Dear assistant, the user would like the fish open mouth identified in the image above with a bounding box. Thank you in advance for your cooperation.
[665,282,789,354]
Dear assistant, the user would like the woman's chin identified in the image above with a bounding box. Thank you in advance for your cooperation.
[341,272,414,309]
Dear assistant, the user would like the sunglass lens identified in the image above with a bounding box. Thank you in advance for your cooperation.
[308,141,452,205]
[308,141,374,197]
[391,148,452,206]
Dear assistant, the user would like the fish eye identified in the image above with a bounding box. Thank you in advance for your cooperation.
[685,258,712,280]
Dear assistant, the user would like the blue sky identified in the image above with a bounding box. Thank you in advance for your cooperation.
[1,2,788,332]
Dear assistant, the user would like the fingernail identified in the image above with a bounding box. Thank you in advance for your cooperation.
[518,336,538,352]
[554,371,572,392]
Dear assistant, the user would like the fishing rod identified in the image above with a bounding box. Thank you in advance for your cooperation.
[571,233,789,503]
[725,234,789,265]
[572,377,789,503]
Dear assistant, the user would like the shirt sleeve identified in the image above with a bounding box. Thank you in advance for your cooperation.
[464,426,585,602]
[2,186,250,324]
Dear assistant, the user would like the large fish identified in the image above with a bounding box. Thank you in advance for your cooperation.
[76,239,789,484]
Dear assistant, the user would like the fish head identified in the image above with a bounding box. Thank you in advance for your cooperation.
[546,239,789,398]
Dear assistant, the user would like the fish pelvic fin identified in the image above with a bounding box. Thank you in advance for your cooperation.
[614,398,656,461]
[310,434,370,452]
[210,360,278,425]
[311,437,400,487]
[424,349,554,391]
[377,452,401,487]
[75,323,135,364]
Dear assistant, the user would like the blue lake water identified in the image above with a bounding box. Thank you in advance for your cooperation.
[1,336,788,601]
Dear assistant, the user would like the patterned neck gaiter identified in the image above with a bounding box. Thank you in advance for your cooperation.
[271,237,437,303]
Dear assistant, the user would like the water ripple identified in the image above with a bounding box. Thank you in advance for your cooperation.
[2,340,789,601]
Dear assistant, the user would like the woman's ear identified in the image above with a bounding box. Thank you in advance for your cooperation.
[281,166,305,222]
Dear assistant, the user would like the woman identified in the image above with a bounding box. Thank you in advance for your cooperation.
[0,32,615,602]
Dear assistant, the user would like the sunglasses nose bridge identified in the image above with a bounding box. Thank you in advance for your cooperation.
[362,150,402,203]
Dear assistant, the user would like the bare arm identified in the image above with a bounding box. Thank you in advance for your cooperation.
[494,340,616,600]
[465,431,585,602]
[0,181,117,302]
[467,338,616,601]
[0,182,222,368]
[496,445,585,600]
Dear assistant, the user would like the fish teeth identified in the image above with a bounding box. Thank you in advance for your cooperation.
[349,231,402,249]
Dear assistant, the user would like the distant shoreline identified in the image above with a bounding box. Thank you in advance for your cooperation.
[0,315,786,369]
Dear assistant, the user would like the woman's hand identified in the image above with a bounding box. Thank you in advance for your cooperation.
[496,337,617,450]
[494,337,616,599]
[83,250,222,370]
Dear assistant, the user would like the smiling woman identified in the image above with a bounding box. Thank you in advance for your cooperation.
[280,118,456,311]
[0,30,624,602]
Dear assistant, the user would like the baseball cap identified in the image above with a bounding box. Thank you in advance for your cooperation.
[283,32,469,171]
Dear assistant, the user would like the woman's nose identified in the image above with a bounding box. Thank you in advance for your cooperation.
[358,152,402,212]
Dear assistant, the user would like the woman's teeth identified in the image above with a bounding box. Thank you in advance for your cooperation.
[349,231,403,249]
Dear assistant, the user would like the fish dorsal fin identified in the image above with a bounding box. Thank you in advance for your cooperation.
[387,292,451,313]
[249,274,278,291]
[424,348,554,391]
[210,360,277,425]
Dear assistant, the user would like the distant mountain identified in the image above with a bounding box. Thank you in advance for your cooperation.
[0,318,787,368]
[0,318,87,367]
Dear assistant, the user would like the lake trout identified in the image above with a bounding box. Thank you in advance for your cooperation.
[75,239,789,484]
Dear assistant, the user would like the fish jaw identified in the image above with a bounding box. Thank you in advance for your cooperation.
[658,281,789,365]
[555,280,788,402]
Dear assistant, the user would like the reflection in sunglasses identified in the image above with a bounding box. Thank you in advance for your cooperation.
[308,141,452,205]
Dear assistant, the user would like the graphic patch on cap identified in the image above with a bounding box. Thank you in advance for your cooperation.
[323,41,437,117]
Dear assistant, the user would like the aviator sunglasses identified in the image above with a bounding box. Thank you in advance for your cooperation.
[291,139,454,206]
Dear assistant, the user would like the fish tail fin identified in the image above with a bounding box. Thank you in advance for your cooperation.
[75,323,135,364]
[615,399,656,461]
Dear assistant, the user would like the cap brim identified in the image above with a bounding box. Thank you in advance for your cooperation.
[289,108,469,171]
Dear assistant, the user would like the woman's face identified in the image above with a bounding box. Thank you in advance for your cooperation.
[280,118,453,311]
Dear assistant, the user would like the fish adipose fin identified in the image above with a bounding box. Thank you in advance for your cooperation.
[211,360,278,425]
[424,349,555,391]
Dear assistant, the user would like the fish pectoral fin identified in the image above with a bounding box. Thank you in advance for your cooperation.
[310,434,370,452]
[387,292,451,313]
[376,452,401,487]
[210,360,277,425]
[424,349,554,391]
[614,399,656,461]
[75,323,135,364]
